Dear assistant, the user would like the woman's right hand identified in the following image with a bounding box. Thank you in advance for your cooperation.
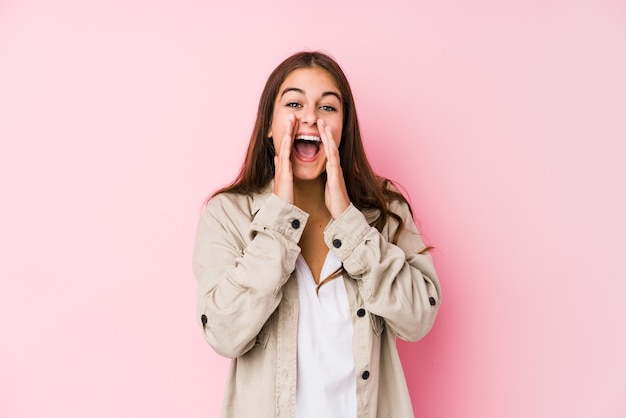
[273,113,297,204]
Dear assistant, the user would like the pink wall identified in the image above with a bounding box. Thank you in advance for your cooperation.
[1,0,625,417]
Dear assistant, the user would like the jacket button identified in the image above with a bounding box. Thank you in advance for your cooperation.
[332,239,342,248]
[361,371,370,380]
[291,219,300,229]
[200,314,208,325]
[429,297,436,306]
[357,308,366,317]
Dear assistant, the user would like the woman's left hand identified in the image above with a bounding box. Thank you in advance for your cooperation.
[318,119,350,219]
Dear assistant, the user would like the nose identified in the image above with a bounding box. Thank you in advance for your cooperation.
[298,106,317,126]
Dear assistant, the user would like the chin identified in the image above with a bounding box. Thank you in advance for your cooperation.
[292,168,325,182]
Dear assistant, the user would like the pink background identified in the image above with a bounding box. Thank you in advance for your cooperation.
[1,0,625,417]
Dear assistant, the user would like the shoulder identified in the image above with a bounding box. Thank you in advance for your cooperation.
[201,192,257,227]
[379,178,413,218]
[205,191,251,211]
[197,190,271,241]
[204,183,273,217]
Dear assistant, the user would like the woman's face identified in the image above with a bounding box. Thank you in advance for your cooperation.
[268,67,344,181]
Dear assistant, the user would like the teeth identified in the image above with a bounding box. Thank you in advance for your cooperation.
[295,134,320,142]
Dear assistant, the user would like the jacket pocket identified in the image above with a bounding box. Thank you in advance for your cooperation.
[369,313,385,337]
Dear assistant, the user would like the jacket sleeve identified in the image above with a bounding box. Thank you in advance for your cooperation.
[192,193,308,358]
[323,201,441,342]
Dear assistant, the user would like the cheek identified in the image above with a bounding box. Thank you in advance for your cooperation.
[332,116,343,145]
[334,127,343,147]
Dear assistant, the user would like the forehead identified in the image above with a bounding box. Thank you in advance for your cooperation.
[279,67,340,96]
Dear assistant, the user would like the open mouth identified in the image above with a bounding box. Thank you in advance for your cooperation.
[293,134,321,160]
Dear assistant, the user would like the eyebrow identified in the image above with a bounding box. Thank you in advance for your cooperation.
[280,87,341,101]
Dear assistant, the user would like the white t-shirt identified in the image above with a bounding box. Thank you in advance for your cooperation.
[295,252,357,418]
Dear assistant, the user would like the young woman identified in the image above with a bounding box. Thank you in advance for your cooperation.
[193,51,441,418]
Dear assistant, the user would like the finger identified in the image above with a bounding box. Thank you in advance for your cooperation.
[318,119,340,174]
[280,113,296,162]
[273,114,296,204]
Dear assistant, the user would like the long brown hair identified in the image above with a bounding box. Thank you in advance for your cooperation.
[214,51,410,227]
[213,51,427,289]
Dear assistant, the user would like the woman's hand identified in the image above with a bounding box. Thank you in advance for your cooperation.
[273,113,297,204]
[319,119,350,219]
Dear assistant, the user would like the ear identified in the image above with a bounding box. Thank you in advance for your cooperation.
[267,122,272,138]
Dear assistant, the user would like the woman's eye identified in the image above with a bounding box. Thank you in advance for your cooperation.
[286,102,302,108]
[320,105,337,112]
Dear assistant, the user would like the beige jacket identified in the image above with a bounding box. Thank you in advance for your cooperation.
[193,184,441,417]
